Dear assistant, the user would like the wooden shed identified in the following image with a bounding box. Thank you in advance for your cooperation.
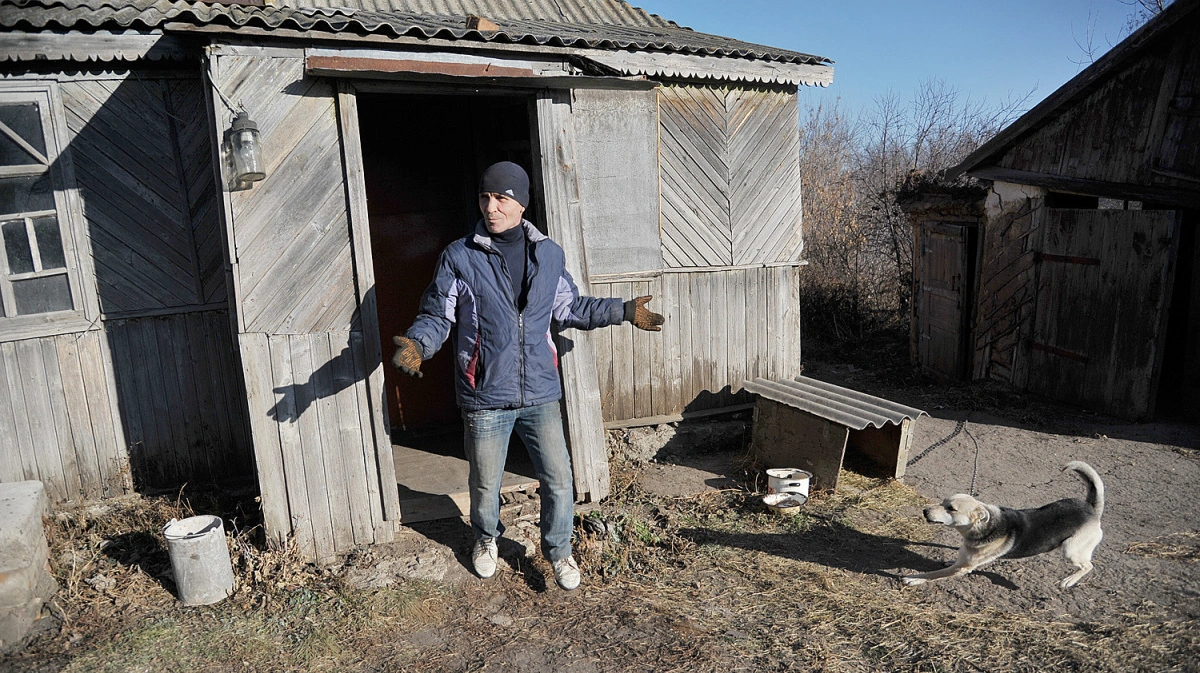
[902,0,1200,421]
[0,0,828,561]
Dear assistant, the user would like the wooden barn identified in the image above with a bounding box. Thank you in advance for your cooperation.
[902,0,1200,421]
[0,0,829,561]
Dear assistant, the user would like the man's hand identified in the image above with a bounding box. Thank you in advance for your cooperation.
[624,295,664,332]
[392,336,423,378]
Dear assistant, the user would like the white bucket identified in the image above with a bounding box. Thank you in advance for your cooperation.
[766,468,811,498]
[163,515,236,606]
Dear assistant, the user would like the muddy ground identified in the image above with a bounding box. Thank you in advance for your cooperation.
[3,335,1198,672]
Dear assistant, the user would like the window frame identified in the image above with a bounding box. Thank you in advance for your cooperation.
[0,80,97,341]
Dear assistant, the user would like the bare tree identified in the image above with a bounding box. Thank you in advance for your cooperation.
[799,80,1030,340]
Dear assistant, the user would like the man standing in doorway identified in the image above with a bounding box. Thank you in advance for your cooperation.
[391,161,664,590]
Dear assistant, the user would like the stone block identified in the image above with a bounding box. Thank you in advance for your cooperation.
[0,481,57,652]
[0,482,49,573]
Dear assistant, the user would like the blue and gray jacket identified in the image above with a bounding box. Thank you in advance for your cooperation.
[404,220,625,412]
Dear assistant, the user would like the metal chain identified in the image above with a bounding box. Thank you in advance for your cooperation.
[907,419,966,467]
[906,418,984,496]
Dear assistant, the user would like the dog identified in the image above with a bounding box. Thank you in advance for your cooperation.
[902,461,1104,588]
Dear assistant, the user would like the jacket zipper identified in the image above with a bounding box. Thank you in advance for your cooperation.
[492,242,525,408]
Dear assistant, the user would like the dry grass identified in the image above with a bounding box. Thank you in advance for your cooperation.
[1127,532,1200,564]
[5,467,1198,672]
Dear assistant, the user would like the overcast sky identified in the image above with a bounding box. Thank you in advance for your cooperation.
[631,0,1147,115]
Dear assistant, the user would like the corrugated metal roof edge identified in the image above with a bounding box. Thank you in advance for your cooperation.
[743,377,926,431]
[0,0,832,66]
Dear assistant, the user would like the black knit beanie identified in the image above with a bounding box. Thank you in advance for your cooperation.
[478,161,530,207]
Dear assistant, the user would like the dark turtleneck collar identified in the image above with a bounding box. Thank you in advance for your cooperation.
[489,224,527,308]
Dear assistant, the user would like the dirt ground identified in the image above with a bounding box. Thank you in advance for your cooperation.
[4,334,1199,672]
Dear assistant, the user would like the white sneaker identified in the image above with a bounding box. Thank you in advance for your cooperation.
[472,538,498,579]
[552,555,580,591]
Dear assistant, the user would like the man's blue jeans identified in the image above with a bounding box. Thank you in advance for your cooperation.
[462,401,575,562]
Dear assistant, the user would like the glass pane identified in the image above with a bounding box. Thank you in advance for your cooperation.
[0,174,54,216]
[0,134,41,167]
[32,216,65,269]
[2,220,33,274]
[0,103,47,160]
[13,274,72,315]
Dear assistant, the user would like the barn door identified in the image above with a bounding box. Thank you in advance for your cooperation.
[917,223,971,379]
[205,47,399,562]
[1027,208,1178,419]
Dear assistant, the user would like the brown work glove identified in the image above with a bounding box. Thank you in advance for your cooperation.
[391,336,423,378]
[623,295,664,332]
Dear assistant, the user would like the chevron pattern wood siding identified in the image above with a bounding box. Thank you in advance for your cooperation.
[61,76,226,313]
[659,86,803,267]
[591,266,801,422]
[209,51,391,560]
[216,56,358,336]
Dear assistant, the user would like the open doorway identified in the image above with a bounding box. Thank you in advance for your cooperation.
[1156,210,1200,418]
[357,91,540,521]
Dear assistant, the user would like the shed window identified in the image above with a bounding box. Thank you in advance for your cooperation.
[0,89,78,318]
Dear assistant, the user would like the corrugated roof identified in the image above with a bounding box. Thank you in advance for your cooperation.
[743,376,926,431]
[278,0,678,29]
[0,0,831,66]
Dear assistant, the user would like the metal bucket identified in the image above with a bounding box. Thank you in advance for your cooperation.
[163,515,236,606]
[766,468,811,498]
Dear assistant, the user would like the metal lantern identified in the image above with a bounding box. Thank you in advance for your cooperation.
[230,111,266,183]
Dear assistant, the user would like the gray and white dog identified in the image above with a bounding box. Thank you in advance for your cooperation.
[903,461,1104,588]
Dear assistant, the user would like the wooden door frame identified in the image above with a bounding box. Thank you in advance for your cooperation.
[334,80,611,505]
[334,80,402,522]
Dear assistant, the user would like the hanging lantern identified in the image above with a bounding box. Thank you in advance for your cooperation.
[230,111,266,184]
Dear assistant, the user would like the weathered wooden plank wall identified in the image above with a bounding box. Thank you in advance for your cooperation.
[659,85,803,267]
[61,76,226,314]
[971,183,1044,386]
[996,12,1200,193]
[106,311,252,490]
[0,71,249,503]
[0,330,128,502]
[1026,208,1177,419]
[208,48,393,559]
[591,265,800,423]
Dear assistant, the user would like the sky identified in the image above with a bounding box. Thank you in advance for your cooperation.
[630,0,1148,115]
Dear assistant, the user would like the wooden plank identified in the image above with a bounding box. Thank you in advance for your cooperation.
[0,346,22,483]
[184,312,227,479]
[81,329,130,496]
[311,332,355,553]
[336,81,400,523]
[53,335,103,498]
[688,271,704,407]
[728,268,747,393]
[349,330,394,541]
[535,89,609,501]
[632,280,653,419]
[15,339,70,501]
[591,281,617,423]
[711,271,728,398]
[746,266,761,381]
[610,281,635,421]
[0,343,39,484]
[290,333,337,562]
[331,331,375,546]
[41,337,83,499]
[649,275,674,416]
[261,333,311,554]
[155,317,196,482]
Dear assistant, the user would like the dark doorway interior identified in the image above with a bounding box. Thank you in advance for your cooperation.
[1157,210,1200,418]
[357,92,539,521]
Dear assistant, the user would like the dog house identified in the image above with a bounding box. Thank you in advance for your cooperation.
[745,376,926,491]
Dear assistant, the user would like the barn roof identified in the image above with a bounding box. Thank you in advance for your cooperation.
[949,0,1198,179]
[0,0,832,69]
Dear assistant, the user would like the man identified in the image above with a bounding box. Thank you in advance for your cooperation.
[391,161,664,590]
